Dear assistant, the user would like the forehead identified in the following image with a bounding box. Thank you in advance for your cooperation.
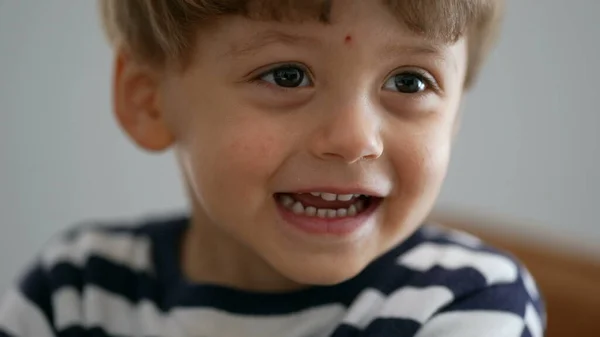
[216,0,481,45]
[206,1,467,59]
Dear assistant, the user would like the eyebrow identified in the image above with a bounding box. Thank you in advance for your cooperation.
[383,43,456,71]
[224,30,321,58]
[383,42,446,60]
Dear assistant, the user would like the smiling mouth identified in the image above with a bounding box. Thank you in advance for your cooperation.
[274,192,380,218]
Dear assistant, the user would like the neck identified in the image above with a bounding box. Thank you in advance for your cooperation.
[181,210,305,292]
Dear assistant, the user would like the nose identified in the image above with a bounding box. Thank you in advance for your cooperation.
[310,98,383,163]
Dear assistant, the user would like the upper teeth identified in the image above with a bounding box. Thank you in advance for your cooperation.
[309,192,360,201]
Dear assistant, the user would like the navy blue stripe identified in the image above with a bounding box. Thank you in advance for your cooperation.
[364,317,421,336]
[438,281,528,317]
[47,255,495,316]
[46,257,401,315]
[59,326,127,337]
[86,256,162,307]
[50,263,83,293]
[18,262,56,335]
[330,318,421,337]
[49,258,165,311]
[167,282,351,315]
[367,264,488,300]
[404,265,488,295]
[330,324,361,337]
[520,327,533,337]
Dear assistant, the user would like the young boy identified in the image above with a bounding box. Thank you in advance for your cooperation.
[0,0,546,336]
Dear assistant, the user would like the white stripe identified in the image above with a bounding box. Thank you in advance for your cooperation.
[524,303,543,337]
[342,289,385,328]
[53,286,164,336]
[414,311,525,337]
[85,288,163,337]
[170,304,345,337]
[42,230,153,273]
[398,243,518,285]
[53,287,81,330]
[343,286,453,328]
[0,288,54,337]
[521,268,540,299]
[53,285,343,337]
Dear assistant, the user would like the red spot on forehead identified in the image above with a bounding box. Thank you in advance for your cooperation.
[344,35,352,44]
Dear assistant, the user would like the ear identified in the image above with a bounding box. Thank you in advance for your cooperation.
[112,51,174,152]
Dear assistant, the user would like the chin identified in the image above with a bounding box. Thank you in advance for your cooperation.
[276,255,369,287]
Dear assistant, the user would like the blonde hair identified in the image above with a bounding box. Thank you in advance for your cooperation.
[99,0,505,89]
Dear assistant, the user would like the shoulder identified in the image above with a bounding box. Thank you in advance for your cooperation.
[0,214,187,335]
[36,213,188,289]
[386,223,546,336]
[399,223,525,287]
[40,217,161,274]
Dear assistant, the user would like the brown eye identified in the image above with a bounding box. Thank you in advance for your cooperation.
[261,65,311,88]
[384,72,428,94]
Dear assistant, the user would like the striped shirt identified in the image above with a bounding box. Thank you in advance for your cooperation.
[0,216,545,337]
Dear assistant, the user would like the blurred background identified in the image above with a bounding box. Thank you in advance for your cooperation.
[1,0,599,302]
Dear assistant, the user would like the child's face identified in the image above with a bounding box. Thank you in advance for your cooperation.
[125,0,466,286]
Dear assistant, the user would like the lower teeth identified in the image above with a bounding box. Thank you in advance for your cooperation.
[280,195,365,218]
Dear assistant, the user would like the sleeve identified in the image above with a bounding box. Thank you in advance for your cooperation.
[0,261,57,337]
[415,267,546,337]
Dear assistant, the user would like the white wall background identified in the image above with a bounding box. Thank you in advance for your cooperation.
[1,1,599,291]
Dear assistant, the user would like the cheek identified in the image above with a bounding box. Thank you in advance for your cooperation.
[388,129,452,196]
[182,112,292,204]
[221,127,283,177]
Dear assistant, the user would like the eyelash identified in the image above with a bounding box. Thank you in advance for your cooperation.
[249,63,440,94]
[250,63,314,91]
[388,69,441,93]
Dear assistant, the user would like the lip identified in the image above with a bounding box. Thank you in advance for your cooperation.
[281,186,386,198]
[275,195,383,237]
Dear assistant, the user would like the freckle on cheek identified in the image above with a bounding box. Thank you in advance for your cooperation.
[230,135,275,165]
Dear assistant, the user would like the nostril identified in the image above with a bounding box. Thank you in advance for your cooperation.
[359,153,379,161]
[319,152,378,164]
[321,152,345,160]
